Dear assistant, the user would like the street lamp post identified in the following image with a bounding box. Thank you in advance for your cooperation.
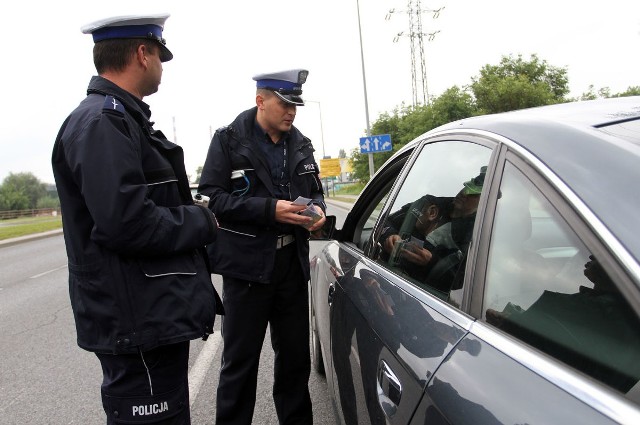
[305,100,331,195]
[305,100,326,158]
[356,0,375,178]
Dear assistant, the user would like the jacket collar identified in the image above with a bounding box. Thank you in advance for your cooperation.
[230,106,307,150]
[86,76,151,120]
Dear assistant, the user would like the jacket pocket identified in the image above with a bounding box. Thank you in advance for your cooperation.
[139,253,197,278]
[68,260,102,278]
[144,167,178,186]
[144,167,182,207]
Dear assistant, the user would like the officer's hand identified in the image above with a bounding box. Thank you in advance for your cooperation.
[275,200,310,225]
[307,205,326,232]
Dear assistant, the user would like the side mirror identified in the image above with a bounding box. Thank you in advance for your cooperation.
[310,215,337,240]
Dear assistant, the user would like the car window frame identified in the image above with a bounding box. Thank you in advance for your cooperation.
[360,133,500,312]
[465,148,640,416]
[339,148,414,249]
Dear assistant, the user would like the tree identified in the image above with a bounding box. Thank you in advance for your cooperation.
[0,172,46,210]
[349,107,405,183]
[615,86,640,97]
[0,186,29,211]
[470,54,569,114]
[349,54,574,183]
[338,149,347,159]
[193,166,203,184]
[36,195,60,209]
[350,88,477,183]
[579,85,611,101]
[429,86,477,124]
[577,85,640,101]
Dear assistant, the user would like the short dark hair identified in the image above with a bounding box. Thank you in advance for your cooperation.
[256,88,274,98]
[93,39,159,74]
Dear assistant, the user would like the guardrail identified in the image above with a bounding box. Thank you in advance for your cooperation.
[0,208,61,220]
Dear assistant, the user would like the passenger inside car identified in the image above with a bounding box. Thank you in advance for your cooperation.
[379,194,453,270]
[427,166,486,291]
[378,166,487,295]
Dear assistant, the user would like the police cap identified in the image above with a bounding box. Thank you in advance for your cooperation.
[253,69,308,106]
[81,13,173,62]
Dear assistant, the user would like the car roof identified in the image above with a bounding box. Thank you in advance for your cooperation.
[423,96,640,266]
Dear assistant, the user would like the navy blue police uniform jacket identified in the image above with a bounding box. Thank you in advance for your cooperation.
[198,107,325,284]
[52,76,223,355]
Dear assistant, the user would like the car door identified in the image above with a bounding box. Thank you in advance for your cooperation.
[329,138,495,424]
[312,152,404,420]
[414,147,640,424]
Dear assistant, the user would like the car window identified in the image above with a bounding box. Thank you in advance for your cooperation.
[355,182,393,251]
[350,152,412,251]
[372,141,493,301]
[483,161,640,399]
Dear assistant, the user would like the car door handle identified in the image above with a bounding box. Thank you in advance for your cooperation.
[327,282,335,305]
[377,359,402,419]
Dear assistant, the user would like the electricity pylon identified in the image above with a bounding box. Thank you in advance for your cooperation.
[387,2,444,106]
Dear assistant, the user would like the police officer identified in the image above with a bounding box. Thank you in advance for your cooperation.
[51,13,222,424]
[198,69,326,425]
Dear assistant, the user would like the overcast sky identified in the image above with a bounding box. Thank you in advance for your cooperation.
[1,0,639,185]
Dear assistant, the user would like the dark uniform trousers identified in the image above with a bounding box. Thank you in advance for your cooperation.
[216,243,313,425]
[96,341,191,424]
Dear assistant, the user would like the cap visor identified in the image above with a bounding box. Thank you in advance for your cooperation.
[273,91,304,106]
[159,44,173,62]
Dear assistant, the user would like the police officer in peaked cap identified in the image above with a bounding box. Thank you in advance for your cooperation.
[52,13,223,424]
[198,69,326,424]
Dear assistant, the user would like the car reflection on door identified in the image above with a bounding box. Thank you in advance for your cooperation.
[330,246,471,424]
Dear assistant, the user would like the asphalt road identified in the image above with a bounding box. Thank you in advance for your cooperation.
[0,199,350,425]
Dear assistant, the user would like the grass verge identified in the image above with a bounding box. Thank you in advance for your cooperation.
[333,182,365,195]
[330,196,358,204]
[0,217,63,241]
[0,185,364,242]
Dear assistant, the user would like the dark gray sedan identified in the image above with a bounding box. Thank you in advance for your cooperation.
[309,97,640,424]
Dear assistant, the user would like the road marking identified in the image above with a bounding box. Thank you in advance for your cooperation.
[30,265,68,279]
[188,331,222,407]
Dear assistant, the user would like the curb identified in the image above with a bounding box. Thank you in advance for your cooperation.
[325,198,354,212]
[0,229,64,248]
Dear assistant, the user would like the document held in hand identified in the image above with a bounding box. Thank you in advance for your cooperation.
[293,196,322,228]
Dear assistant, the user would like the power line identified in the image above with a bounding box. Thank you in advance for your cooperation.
[387,2,444,106]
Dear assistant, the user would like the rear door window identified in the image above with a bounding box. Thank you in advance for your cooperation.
[482,159,640,400]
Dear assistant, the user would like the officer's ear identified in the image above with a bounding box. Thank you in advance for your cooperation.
[256,89,274,110]
[256,93,265,109]
[136,44,147,66]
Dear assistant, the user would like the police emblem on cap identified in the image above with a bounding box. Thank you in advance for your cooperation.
[253,69,309,106]
[81,13,173,62]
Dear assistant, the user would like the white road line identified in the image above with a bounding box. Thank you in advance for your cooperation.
[188,331,222,407]
[30,265,68,279]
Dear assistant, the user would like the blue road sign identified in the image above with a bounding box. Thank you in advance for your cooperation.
[359,134,392,154]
